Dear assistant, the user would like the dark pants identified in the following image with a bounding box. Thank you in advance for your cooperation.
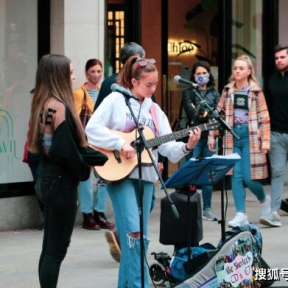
[35,167,78,288]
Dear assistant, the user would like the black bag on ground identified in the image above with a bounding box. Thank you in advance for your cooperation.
[160,189,203,248]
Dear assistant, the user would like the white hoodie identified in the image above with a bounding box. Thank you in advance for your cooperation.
[85,91,188,183]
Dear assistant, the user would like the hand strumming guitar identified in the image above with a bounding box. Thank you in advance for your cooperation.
[121,142,135,159]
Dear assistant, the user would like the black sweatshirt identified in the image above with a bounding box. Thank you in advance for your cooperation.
[266,70,288,133]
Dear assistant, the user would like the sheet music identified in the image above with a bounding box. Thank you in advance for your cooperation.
[164,153,241,188]
[188,153,241,161]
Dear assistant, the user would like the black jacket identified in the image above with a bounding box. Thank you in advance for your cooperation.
[181,87,220,138]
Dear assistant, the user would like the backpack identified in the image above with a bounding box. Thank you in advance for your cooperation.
[170,243,217,281]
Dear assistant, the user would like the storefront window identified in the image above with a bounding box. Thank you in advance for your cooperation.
[164,0,219,172]
[232,0,263,85]
[165,0,218,124]
[0,0,37,186]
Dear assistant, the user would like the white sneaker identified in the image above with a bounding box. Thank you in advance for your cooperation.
[228,212,249,228]
[260,211,282,227]
[260,195,271,217]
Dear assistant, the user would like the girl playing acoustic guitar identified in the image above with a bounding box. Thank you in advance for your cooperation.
[85,55,201,288]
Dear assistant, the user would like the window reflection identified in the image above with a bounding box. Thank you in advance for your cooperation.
[0,0,37,184]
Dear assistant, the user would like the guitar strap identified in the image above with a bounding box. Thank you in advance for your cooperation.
[150,103,160,137]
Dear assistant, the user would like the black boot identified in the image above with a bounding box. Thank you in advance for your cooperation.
[94,210,115,229]
[82,213,101,230]
[280,199,288,213]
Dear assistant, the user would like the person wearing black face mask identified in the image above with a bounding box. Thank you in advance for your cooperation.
[181,60,220,221]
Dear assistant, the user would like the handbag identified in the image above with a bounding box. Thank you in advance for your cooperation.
[79,89,90,127]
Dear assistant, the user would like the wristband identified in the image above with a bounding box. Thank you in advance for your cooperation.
[183,144,193,154]
[185,144,193,151]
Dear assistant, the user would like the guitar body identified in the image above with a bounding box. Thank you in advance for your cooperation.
[91,126,156,183]
[91,121,220,183]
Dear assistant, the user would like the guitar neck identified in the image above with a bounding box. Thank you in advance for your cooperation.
[147,123,218,148]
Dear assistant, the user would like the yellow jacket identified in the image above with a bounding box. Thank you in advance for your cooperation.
[73,83,100,116]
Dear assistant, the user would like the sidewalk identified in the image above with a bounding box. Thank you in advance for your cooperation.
[1,185,288,287]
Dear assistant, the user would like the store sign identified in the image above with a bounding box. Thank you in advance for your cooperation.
[0,109,17,157]
[0,108,31,183]
[168,39,198,56]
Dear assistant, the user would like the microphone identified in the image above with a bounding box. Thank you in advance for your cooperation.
[174,75,199,89]
[111,83,139,101]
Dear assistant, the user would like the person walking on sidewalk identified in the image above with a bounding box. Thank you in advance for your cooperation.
[86,55,201,288]
[208,55,271,228]
[181,60,220,221]
[261,44,288,227]
[74,58,114,231]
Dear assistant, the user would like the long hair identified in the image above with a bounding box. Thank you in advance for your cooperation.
[117,56,157,89]
[228,55,260,86]
[28,54,87,152]
[190,60,215,88]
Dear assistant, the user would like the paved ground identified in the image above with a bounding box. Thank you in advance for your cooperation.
[1,185,288,288]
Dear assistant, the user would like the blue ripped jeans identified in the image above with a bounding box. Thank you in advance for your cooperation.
[35,166,78,288]
[106,178,154,288]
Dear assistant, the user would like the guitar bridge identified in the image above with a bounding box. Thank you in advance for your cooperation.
[113,150,121,163]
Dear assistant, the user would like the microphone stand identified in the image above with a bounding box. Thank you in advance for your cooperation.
[190,85,239,242]
[123,94,179,288]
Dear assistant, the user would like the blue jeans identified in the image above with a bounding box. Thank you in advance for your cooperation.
[186,138,214,209]
[106,179,154,288]
[78,171,107,213]
[35,166,78,288]
[269,131,288,212]
[232,124,266,212]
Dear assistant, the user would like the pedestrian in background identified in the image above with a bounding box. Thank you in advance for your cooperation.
[208,55,271,228]
[262,44,288,227]
[182,60,220,221]
[74,59,114,231]
[22,88,44,230]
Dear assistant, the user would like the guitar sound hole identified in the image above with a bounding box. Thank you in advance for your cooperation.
[113,150,121,163]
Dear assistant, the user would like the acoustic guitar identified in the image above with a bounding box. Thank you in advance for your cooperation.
[91,121,220,183]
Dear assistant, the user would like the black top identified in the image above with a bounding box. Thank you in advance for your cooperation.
[41,107,91,182]
[94,74,118,111]
[266,70,288,133]
[181,87,220,138]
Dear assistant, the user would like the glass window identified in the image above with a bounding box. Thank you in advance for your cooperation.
[106,6,124,76]
[232,0,263,85]
[0,0,38,185]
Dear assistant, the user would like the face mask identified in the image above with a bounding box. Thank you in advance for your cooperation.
[195,74,210,86]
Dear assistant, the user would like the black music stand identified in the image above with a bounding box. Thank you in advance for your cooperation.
[163,153,240,276]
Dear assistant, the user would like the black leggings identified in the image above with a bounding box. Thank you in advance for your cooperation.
[36,170,78,288]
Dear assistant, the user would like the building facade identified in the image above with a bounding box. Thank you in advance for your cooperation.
[0,0,288,231]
